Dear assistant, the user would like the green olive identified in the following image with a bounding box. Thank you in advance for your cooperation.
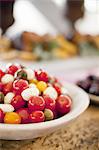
[44,109,54,121]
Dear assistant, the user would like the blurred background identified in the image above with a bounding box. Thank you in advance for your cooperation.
[0,0,99,82]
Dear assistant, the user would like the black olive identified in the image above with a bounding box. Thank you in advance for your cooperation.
[77,80,91,92]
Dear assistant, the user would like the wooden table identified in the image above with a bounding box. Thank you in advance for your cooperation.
[0,105,99,150]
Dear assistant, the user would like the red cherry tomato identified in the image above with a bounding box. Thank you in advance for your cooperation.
[17,108,29,124]
[52,110,58,119]
[11,95,26,110]
[56,95,72,115]
[43,95,56,111]
[35,70,49,82]
[3,82,13,95]
[6,64,20,75]
[0,82,3,91]
[0,70,5,80]
[28,96,45,112]
[0,109,4,123]
[29,111,45,123]
[13,79,28,94]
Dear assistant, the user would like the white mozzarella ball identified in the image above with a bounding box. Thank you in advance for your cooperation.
[0,104,14,112]
[1,74,14,84]
[21,87,39,101]
[61,87,69,95]
[29,83,37,88]
[44,87,58,100]
[4,92,15,104]
[24,68,35,80]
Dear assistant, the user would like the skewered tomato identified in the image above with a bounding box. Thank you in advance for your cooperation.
[35,70,49,82]
[17,108,29,124]
[11,95,26,110]
[29,111,45,123]
[6,64,20,75]
[3,82,13,95]
[43,95,56,111]
[13,79,28,94]
[56,95,72,115]
[28,96,45,112]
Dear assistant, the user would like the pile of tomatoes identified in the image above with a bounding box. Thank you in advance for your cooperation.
[0,64,72,124]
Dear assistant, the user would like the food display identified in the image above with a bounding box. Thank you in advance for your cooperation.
[0,64,72,124]
[73,32,99,56]
[19,32,77,60]
[1,31,99,60]
[0,32,77,60]
[77,75,99,96]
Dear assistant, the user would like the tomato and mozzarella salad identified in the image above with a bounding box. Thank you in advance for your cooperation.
[0,64,72,124]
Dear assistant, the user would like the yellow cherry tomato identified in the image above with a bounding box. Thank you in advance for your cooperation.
[29,79,38,84]
[4,112,21,124]
[37,81,47,92]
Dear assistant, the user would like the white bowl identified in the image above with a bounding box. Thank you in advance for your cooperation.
[0,83,89,140]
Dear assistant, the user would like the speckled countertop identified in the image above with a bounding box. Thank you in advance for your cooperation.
[0,105,99,150]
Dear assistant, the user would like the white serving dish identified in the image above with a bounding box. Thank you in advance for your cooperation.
[0,83,89,140]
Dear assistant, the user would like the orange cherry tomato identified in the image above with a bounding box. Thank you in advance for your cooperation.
[4,112,21,124]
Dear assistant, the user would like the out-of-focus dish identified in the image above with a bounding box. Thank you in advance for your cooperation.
[77,75,99,104]
[72,32,99,56]
[0,36,18,59]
